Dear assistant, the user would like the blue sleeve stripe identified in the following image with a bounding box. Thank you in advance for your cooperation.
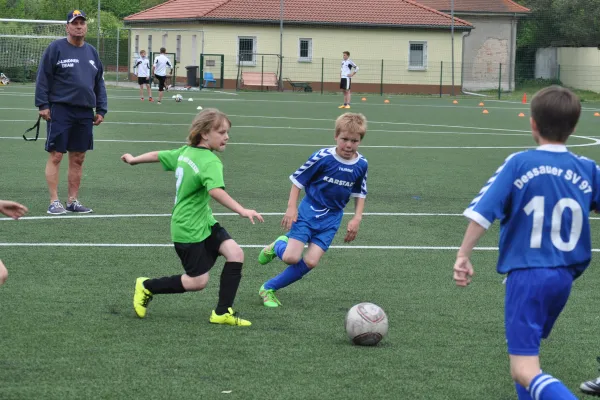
[467,152,517,210]
[292,148,330,180]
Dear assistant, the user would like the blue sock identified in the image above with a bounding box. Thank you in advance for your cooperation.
[264,259,311,291]
[274,239,287,259]
[528,373,577,400]
[515,382,533,400]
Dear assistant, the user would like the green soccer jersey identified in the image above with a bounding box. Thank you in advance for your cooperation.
[158,146,224,243]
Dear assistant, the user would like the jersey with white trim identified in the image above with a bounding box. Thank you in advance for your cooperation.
[153,54,172,76]
[290,147,368,212]
[340,59,358,78]
[134,57,150,77]
[464,144,600,274]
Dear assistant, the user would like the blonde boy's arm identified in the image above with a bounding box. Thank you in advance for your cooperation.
[282,184,302,230]
[121,151,159,165]
[344,197,365,242]
[209,188,264,224]
[453,220,487,287]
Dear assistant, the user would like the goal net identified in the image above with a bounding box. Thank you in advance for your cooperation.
[0,19,65,83]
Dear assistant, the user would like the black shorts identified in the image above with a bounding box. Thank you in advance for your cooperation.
[45,103,94,154]
[174,223,232,277]
[340,78,351,90]
[138,77,149,85]
[155,74,167,91]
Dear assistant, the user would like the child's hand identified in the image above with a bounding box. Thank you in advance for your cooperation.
[0,200,28,220]
[344,217,361,242]
[453,256,474,287]
[240,209,264,224]
[121,154,135,165]
[281,207,297,230]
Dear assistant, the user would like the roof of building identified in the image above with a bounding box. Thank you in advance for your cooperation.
[415,0,530,14]
[124,0,473,29]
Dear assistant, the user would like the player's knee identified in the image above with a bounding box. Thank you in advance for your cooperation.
[510,362,539,387]
[49,152,63,164]
[225,246,244,263]
[282,252,301,265]
[69,153,86,166]
[303,257,319,269]
[183,274,208,291]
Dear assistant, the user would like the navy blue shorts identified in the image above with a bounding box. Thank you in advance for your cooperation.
[45,103,94,153]
[504,267,576,356]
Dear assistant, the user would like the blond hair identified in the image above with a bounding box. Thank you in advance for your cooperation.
[335,112,367,139]
[187,108,231,147]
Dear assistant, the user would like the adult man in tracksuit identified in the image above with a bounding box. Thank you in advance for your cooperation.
[35,9,108,215]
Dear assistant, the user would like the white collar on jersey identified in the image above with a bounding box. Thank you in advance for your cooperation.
[330,147,362,165]
[536,144,568,152]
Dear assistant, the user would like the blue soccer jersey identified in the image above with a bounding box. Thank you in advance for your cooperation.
[464,144,600,274]
[290,147,368,212]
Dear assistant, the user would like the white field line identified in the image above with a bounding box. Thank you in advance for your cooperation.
[0,120,533,137]
[2,212,599,222]
[0,107,538,132]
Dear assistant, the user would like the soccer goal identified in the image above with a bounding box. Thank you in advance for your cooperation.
[0,19,65,83]
[236,53,282,91]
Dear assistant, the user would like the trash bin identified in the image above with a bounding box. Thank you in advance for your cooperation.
[185,65,199,87]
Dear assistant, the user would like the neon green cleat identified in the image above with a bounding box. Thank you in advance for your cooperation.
[209,308,251,326]
[133,277,153,318]
[259,284,282,308]
[258,235,288,265]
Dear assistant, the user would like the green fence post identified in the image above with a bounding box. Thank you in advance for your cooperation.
[498,63,502,100]
[557,64,561,83]
[380,59,384,96]
[321,57,324,95]
[439,61,443,98]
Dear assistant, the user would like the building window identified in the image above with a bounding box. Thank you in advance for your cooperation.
[409,41,427,70]
[176,35,181,62]
[298,38,312,62]
[162,33,167,48]
[134,35,139,56]
[148,35,152,56]
[237,36,256,65]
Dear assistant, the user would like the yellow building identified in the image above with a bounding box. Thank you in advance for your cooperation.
[124,0,472,94]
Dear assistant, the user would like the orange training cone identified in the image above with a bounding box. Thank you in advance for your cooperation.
[518,113,525,117]
[362,97,366,101]
[482,109,489,114]
[595,112,600,117]
[453,100,458,104]
[384,99,390,104]
[479,102,485,107]
[522,93,527,104]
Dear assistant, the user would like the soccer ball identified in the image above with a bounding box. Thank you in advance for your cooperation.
[345,302,388,346]
[175,94,183,102]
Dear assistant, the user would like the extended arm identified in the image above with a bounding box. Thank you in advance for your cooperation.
[121,151,160,165]
[209,188,264,224]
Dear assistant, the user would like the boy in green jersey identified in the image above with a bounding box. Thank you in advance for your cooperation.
[121,108,263,326]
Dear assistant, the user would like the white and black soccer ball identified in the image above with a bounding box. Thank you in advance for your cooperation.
[175,94,183,102]
[345,302,388,346]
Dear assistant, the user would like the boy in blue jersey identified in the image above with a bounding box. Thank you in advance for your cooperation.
[454,86,600,400]
[257,113,368,307]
